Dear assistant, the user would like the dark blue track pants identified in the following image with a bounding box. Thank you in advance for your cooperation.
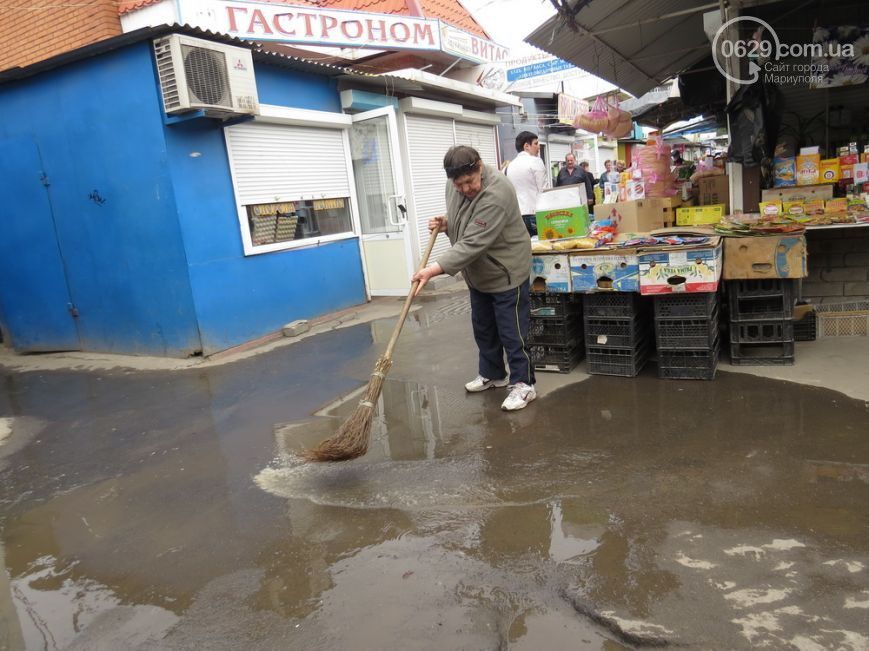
[468,280,535,386]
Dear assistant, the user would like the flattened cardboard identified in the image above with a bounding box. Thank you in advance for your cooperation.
[569,248,640,293]
[531,254,572,292]
[722,235,807,280]
[638,237,723,295]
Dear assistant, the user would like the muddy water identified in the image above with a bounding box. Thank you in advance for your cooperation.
[1,303,868,649]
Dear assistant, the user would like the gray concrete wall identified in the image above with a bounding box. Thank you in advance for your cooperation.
[803,228,869,304]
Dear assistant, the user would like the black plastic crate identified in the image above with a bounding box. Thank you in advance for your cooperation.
[655,311,720,350]
[528,316,583,346]
[730,319,794,344]
[794,312,817,342]
[653,292,718,319]
[530,343,584,373]
[584,315,650,348]
[658,344,719,380]
[583,293,646,319]
[729,293,794,321]
[530,293,583,318]
[727,279,795,321]
[727,278,795,297]
[586,344,650,377]
[729,341,795,366]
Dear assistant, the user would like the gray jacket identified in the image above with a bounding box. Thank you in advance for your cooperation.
[437,164,531,293]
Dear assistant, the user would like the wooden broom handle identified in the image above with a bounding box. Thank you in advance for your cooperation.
[383,226,441,360]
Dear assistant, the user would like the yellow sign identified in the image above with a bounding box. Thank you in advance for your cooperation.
[251,202,295,216]
[313,198,346,211]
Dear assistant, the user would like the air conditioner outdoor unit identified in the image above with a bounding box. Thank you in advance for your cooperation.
[154,34,259,117]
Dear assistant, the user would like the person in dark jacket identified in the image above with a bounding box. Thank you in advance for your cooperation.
[556,154,595,209]
[412,145,536,411]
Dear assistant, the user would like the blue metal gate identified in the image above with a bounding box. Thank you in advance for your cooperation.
[0,136,80,351]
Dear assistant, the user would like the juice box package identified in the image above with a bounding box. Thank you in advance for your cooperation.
[773,157,796,187]
[534,185,590,240]
[841,164,855,180]
[758,200,782,217]
[796,154,820,186]
[854,163,869,185]
[825,198,847,213]
[820,158,840,182]
[839,153,859,166]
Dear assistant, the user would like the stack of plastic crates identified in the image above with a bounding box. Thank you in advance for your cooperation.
[653,292,721,380]
[793,304,817,342]
[528,293,584,373]
[727,279,795,365]
[583,293,652,377]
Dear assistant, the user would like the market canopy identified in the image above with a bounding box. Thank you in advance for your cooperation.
[524,0,719,97]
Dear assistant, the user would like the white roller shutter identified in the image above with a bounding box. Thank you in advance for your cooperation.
[404,115,455,263]
[454,122,497,167]
[548,141,571,166]
[224,122,350,205]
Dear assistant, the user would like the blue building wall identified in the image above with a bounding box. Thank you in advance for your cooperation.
[0,42,202,356]
[0,41,367,357]
[163,63,366,354]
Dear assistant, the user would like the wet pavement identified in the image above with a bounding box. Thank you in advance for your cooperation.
[1,294,868,649]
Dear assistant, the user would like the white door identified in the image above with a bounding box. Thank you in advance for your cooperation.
[349,107,412,296]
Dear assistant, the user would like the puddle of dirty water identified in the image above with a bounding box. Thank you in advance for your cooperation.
[0,309,868,649]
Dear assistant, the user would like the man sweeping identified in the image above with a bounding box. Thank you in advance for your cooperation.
[412,145,536,411]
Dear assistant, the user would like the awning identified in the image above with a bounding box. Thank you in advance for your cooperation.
[525,1,720,97]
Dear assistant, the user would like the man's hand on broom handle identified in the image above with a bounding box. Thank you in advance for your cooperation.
[412,262,443,296]
[411,217,447,297]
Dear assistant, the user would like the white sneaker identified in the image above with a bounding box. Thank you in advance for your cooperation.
[465,375,509,393]
[501,382,537,411]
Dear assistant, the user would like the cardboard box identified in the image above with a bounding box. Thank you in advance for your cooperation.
[638,239,723,295]
[594,197,680,234]
[676,204,725,225]
[820,158,840,182]
[723,235,807,280]
[531,254,571,292]
[535,185,590,240]
[697,175,729,211]
[797,153,821,186]
[569,248,640,293]
[761,184,834,203]
[758,201,782,217]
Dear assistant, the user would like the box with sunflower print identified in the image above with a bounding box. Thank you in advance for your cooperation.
[534,185,591,240]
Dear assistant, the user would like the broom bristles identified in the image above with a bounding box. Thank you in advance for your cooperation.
[301,357,392,462]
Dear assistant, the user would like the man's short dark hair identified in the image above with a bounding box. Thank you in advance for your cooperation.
[515,131,538,153]
[443,145,481,179]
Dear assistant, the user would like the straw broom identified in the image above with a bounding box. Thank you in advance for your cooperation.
[301,226,441,462]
